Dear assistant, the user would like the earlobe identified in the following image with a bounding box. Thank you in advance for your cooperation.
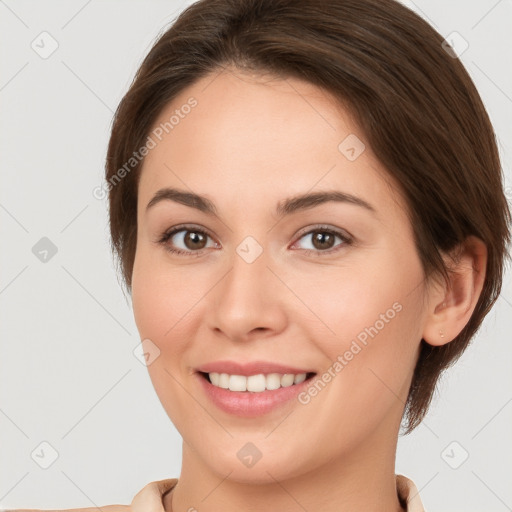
[422,236,487,347]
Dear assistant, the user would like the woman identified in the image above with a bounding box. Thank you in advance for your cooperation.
[10,0,510,510]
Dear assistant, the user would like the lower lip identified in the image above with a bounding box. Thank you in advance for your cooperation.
[196,372,315,417]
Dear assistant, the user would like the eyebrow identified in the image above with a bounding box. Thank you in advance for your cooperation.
[145,187,376,217]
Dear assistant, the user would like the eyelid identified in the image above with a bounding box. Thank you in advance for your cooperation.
[293,224,352,242]
[157,223,216,241]
[154,223,219,254]
[156,223,354,256]
[290,224,353,253]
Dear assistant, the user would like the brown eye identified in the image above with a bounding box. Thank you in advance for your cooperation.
[157,226,217,256]
[293,226,353,255]
[183,230,208,250]
[311,231,336,250]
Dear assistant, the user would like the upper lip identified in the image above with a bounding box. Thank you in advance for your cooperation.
[196,360,315,376]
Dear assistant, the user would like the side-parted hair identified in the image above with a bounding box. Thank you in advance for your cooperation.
[105,0,511,433]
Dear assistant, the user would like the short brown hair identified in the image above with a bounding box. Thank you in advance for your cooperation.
[105,0,511,433]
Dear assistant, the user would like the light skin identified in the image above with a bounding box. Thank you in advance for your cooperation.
[131,67,487,512]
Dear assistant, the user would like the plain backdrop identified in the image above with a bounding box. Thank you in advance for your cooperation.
[1,0,511,510]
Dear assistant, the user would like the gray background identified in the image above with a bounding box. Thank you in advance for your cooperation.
[0,0,511,510]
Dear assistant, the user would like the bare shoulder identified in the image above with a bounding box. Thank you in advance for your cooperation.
[3,505,130,512]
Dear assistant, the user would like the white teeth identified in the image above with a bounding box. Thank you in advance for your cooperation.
[281,374,295,387]
[207,372,309,392]
[247,373,267,392]
[209,372,220,386]
[266,373,281,390]
[229,374,247,392]
[218,373,229,389]
[294,373,307,384]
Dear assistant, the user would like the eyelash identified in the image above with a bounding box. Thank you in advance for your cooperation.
[155,224,353,257]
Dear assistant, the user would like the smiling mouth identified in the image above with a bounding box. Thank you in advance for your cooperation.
[198,371,316,393]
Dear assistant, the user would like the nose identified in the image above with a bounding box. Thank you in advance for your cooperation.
[207,241,288,343]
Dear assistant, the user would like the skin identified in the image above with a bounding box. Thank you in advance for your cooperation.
[131,67,487,512]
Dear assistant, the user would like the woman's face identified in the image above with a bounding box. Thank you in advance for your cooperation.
[132,68,430,482]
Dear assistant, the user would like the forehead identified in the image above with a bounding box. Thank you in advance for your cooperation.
[138,68,403,217]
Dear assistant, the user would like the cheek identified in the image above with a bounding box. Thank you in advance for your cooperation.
[131,245,217,360]
[132,238,187,330]
[131,245,184,352]
[289,259,425,447]
[288,249,423,350]
[131,249,202,431]
[293,248,425,402]
[131,262,168,342]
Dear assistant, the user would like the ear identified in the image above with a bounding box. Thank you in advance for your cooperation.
[422,236,487,346]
